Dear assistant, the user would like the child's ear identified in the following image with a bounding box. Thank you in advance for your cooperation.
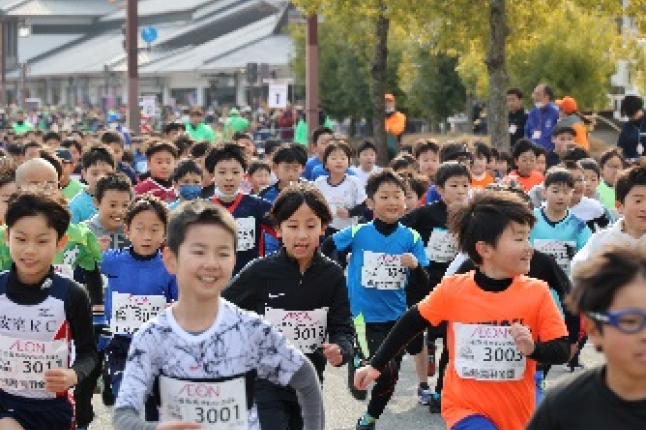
[320,223,327,237]
[93,197,99,209]
[365,198,375,211]
[616,201,624,215]
[57,234,69,251]
[162,246,178,274]
[583,315,603,351]
[474,241,492,262]
[274,225,282,239]
[541,186,548,199]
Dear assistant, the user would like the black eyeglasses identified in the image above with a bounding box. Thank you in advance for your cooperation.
[587,309,646,334]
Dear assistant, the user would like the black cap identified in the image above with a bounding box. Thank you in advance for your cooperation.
[54,148,73,163]
[439,142,472,163]
[552,124,577,137]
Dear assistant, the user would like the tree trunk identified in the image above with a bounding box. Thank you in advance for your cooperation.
[371,2,390,165]
[485,0,510,151]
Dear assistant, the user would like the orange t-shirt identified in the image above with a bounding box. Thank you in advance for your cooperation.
[507,170,544,192]
[417,272,567,430]
[471,173,494,189]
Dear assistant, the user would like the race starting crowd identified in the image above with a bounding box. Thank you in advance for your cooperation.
[0,93,643,430]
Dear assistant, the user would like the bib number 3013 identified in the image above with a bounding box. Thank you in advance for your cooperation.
[160,375,248,430]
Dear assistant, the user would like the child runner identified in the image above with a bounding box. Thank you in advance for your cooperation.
[84,172,133,251]
[354,190,570,430]
[206,144,274,275]
[103,195,178,421]
[314,141,368,236]
[470,142,494,189]
[0,160,16,225]
[223,183,354,430]
[0,192,97,430]
[400,161,470,410]
[414,140,440,184]
[101,130,137,185]
[597,148,625,214]
[246,160,272,195]
[563,161,610,232]
[303,127,334,180]
[69,145,116,223]
[134,140,178,204]
[168,159,203,211]
[545,125,576,169]
[113,200,324,430]
[54,147,83,200]
[534,146,547,176]
[527,247,646,430]
[508,139,544,192]
[320,169,430,430]
[424,142,473,205]
[530,167,592,276]
[351,141,381,189]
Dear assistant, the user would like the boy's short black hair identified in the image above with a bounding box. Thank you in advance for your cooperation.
[615,165,646,204]
[448,190,536,265]
[365,168,406,199]
[389,155,416,172]
[204,143,247,174]
[439,141,472,163]
[270,182,332,226]
[561,146,589,162]
[22,141,41,155]
[561,160,583,174]
[579,158,601,178]
[570,247,646,334]
[506,88,523,99]
[189,141,211,159]
[0,158,16,188]
[620,95,643,118]
[272,143,308,167]
[6,192,70,240]
[6,143,22,158]
[544,166,575,188]
[39,149,63,181]
[145,141,178,160]
[323,140,353,166]
[399,143,415,156]
[533,145,547,157]
[167,200,237,255]
[473,141,492,162]
[82,145,116,170]
[357,140,378,157]
[43,131,61,143]
[95,172,133,203]
[172,159,203,183]
[414,140,440,159]
[599,148,625,169]
[402,173,429,198]
[124,194,169,230]
[173,134,194,156]
[233,131,253,142]
[61,136,83,155]
[435,161,472,188]
[164,121,185,135]
[311,126,333,146]
[247,159,271,176]
[512,138,538,159]
[100,130,125,147]
[552,124,576,138]
[263,138,282,158]
[490,147,500,160]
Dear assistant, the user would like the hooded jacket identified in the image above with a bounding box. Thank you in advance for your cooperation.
[224,108,250,135]
[84,214,131,251]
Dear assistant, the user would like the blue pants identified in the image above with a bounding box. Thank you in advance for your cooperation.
[452,414,498,430]
[535,369,544,406]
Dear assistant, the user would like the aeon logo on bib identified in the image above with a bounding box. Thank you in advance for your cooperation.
[178,383,221,399]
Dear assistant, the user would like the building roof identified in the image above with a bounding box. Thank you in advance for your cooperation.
[199,34,293,71]
[18,33,84,61]
[101,0,216,21]
[6,0,118,16]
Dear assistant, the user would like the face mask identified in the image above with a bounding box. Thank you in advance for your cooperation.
[178,184,202,200]
[181,115,189,123]
[534,102,545,109]
[385,107,395,114]
[214,186,239,201]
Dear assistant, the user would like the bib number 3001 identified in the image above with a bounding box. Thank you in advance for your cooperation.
[160,375,248,430]
[453,323,526,381]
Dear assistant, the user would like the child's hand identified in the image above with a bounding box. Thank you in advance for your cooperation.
[156,422,202,430]
[98,235,111,251]
[44,368,77,393]
[354,365,381,391]
[321,343,343,366]
[509,323,535,356]
[400,253,418,269]
[336,207,350,219]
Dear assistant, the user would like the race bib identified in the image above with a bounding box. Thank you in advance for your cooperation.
[110,293,166,335]
[361,251,407,290]
[53,264,74,279]
[264,307,328,353]
[236,217,255,252]
[0,333,69,391]
[160,375,248,430]
[425,229,459,263]
[453,323,526,381]
[533,239,576,273]
[532,130,541,140]
[508,124,517,135]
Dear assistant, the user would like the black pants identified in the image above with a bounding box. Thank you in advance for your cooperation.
[365,321,404,418]
[256,383,304,430]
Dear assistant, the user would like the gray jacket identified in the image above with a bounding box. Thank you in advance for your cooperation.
[84,214,131,250]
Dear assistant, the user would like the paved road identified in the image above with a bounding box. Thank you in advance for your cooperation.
[90,342,604,430]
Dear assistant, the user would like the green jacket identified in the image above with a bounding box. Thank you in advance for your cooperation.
[185,121,215,143]
[294,117,333,146]
[12,121,33,135]
[224,108,249,138]
[62,178,85,200]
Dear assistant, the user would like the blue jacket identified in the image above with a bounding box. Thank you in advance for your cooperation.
[525,103,559,151]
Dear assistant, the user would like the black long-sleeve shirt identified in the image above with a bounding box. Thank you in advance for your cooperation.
[222,248,354,380]
[5,266,98,384]
[370,269,570,372]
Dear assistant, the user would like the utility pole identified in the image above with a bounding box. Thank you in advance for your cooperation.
[126,0,139,133]
[305,14,319,140]
[0,20,5,106]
